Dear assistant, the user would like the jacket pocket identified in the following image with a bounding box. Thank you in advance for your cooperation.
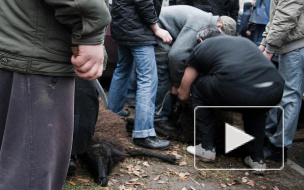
[44,10,72,56]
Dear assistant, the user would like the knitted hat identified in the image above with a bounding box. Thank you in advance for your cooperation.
[219,16,236,36]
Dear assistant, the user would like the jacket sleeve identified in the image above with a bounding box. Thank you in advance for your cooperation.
[169,27,198,87]
[176,0,192,5]
[133,0,159,25]
[44,0,111,45]
[263,0,303,53]
[230,0,240,22]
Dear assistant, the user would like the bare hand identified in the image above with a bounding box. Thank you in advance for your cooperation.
[154,28,172,45]
[258,45,266,52]
[177,86,190,102]
[171,86,178,95]
[263,51,274,60]
[71,44,104,80]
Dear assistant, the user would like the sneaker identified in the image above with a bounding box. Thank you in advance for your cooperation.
[244,156,266,171]
[133,137,171,150]
[186,144,216,162]
[264,143,288,163]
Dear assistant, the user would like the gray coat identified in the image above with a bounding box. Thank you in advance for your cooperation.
[157,5,218,87]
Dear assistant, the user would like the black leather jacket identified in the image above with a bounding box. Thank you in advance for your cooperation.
[111,0,162,46]
[177,0,239,21]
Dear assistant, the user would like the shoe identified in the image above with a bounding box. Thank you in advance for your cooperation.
[118,109,130,117]
[67,156,77,175]
[126,98,136,108]
[186,144,216,162]
[133,137,171,150]
[264,143,288,163]
[244,156,266,171]
[154,119,177,132]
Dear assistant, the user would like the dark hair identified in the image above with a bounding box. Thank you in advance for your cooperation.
[196,25,222,41]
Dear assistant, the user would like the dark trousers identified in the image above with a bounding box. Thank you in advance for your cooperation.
[0,69,74,190]
[71,77,99,156]
[191,75,283,159]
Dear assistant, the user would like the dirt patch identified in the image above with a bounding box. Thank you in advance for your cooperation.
[64,103,304,190]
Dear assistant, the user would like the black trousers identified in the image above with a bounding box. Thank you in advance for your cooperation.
[191,75,284,159]
[71,77,99,156]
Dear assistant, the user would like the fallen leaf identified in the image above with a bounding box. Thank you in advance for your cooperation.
[182,188,187,190]
[179,176,188,181]
[190,186,196,190]
[153,175,161,181]
[66,181,76,186]
[245,172,249,176]
[273,186,279,190]
[135,165,141,170]
[158,180,166,184]
[76,177,90,183]
[179,173,186,177]
[119,184,126,190]
[220,183,226,188]
[179,161,187,166]
[185,172,190,176]
[261,185,267,189]
[103,187,109,190]
[242,177,248,183]
[143,161,150,167]
[200,171,206,177]
[129,178,139,182]
[247,180,255,187]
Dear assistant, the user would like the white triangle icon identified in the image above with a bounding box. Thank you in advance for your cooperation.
[225,123,255,154]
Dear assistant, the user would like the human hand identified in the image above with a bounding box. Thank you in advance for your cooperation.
[171,86,178,95]
[154,28,172,44]
[246,31,251,36]
[177,86,190,102]
[258,45,266,52]
[71,44,104,80]
[263,51,274,60]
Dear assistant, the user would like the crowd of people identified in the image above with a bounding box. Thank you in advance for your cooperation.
[0,0,303,189]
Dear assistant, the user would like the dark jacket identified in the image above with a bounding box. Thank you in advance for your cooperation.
[237,2,253,36]
[110,0,162,46]
[176,0,239,22]
[0,0,111,76]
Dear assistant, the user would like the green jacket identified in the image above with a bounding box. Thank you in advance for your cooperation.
[261,0,304,55]
[0,0,111,76]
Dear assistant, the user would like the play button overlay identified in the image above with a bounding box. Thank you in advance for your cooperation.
[193,106,285,171]
[225,123,254,154]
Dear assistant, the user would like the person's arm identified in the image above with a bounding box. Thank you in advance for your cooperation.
[262,0,303,56]
[230,0,240,22]
[150,23,172,44]
[133,0,172,44]
[177,67,198,101]
[44,0,111,80]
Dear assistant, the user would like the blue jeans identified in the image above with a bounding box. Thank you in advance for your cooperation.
[249,24,265,46]
[107,45,157,138]
[127,49,173,121]
[154,53,173,121]
[266,48,304,148]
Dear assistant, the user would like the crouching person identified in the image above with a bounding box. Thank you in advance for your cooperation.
[177,26,284,170]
